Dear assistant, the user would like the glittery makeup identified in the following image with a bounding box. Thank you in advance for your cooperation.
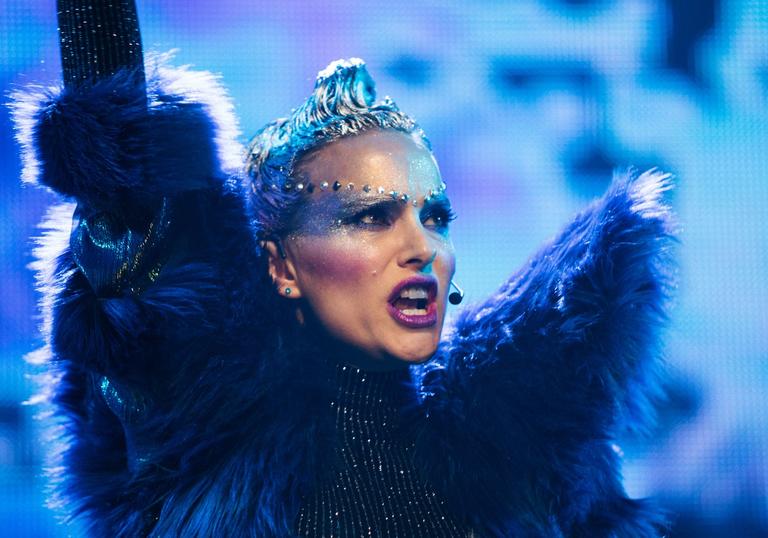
[286,190,455,238]
[278,129,456,366]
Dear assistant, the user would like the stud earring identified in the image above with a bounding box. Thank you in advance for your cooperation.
[284,287,292,296]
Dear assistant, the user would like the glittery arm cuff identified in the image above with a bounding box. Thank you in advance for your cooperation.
[57,0,145,89]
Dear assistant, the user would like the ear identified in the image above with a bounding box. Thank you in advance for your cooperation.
[262,239,303,299]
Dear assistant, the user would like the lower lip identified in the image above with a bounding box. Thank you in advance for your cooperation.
[386,301,438,328]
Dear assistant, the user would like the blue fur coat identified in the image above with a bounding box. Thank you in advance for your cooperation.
[12,61,677,537]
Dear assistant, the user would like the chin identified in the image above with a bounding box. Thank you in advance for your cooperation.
[389,341,438,364]
[403,354,434,365]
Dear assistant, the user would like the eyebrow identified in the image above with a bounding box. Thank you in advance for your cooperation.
[338,193,399,212]
[335,190,452,210]
[422,194,452,209]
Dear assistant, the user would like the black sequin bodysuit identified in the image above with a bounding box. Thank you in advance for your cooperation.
[296,364,472,537]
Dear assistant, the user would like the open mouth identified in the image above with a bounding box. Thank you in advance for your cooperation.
[387,277,438,328]
[392,286,431,315]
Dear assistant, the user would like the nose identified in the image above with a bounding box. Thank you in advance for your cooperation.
[396,212,437,270]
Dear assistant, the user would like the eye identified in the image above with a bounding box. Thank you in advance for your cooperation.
[422,205,457,230]
[347,206,393,228]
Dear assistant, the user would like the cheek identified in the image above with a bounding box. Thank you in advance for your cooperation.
[437,240,456,277]
[293,236,380,285]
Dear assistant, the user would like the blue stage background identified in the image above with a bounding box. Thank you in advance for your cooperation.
[1,1,766,536]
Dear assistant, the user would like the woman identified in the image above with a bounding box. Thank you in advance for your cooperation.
[13,1,676,536]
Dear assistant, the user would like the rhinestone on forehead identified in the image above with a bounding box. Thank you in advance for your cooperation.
[251,180,448,206]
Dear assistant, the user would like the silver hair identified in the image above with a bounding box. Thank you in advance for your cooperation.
[245,58,431,238]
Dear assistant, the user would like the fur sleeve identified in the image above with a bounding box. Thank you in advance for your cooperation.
[11,55,242,211]
[413,169,677,537]
[12,59,261,536]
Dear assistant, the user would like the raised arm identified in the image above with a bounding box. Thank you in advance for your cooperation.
[14,0,241,294]
[412,169,677,537]
[12,1,256,534]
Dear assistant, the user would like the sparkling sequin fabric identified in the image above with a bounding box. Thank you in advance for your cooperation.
[57,0,144,88]
[296,364,472,537]
[70,199,172,296]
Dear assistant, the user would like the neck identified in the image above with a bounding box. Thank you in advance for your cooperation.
[304,318,414,373]
[341,353,413,373]
[332,362,411,404]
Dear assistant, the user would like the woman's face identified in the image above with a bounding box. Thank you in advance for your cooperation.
[272,129,456,370]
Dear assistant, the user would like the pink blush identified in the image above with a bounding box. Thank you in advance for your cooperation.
[294,238,376,283]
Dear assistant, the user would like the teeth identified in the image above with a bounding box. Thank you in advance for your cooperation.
[402,308,428,315]
[399,286,429,299]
